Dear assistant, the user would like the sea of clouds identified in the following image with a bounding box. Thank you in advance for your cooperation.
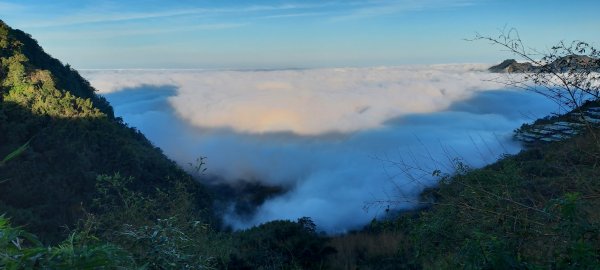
[82,64,557,233]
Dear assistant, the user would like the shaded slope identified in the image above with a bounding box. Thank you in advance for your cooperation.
[0,20,212,243]
[328,127,600,269]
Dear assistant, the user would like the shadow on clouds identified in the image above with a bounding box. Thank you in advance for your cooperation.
[98,72,557,234]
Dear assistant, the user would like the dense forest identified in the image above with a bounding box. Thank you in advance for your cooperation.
[1,20,600,269]
[0,19,213,243]
[0,20,332,269]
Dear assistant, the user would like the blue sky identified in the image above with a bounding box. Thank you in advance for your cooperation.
[1,0,599,69]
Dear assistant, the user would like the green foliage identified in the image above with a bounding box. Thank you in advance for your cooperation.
[5,16,599,270]
[348,130,600,269]
[0,140,29,167]
[0,20,112,116]
[90,173,227,269]
[0,215,136,269]
[0,20,213,244]
[327,227,411,270]
[0,20,223,268]
[228,217,335,269]
[118,217,213,269]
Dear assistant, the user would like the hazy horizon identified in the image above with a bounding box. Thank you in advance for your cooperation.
[82,65,558,232]
[2,0,600,69]
[2,0,598,232]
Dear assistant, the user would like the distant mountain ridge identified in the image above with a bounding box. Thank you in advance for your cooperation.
[489,55,600,73]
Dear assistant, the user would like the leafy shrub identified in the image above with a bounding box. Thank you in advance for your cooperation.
[118,217,213,269]
[0,215,135,269]
[228,217,335,269]
[90,173,227,269]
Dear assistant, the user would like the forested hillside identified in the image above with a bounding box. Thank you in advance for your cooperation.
[2,19,600,269]
[0,21,335,269]
[0,20,212,243]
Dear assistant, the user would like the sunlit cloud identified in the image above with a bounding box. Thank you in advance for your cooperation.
[87,64,502,135]
[83,65,557,232]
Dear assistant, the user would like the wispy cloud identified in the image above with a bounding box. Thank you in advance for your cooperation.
[331,0,476,21]
[16,0,477,29]
[261,12,327,19]
[0,1,23,11]
[105,22,247,36]
[22,8,213,28]
[20,3,330,28]
[83,65,556,232]
[34,23,247,41]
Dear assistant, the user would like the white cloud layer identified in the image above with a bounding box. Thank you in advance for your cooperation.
[88,64,502,135]
[82,65,557,233]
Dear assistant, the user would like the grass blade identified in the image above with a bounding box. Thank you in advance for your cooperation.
[1,140,30,166]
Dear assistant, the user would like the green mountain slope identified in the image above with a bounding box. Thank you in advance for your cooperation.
[328,122,600,269]
[3,19,599,269]
[0,20,212,243]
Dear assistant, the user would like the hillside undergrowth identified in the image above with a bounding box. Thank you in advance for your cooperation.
[329,128,600,269]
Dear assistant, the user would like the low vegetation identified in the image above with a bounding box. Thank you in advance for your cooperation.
[0,19,212,244]
[1,20,600,269]
[327,126,600,269]
[0,215,136,269]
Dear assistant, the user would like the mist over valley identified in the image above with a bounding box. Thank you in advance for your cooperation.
[3,1,600,266]
[82,65,557,232]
